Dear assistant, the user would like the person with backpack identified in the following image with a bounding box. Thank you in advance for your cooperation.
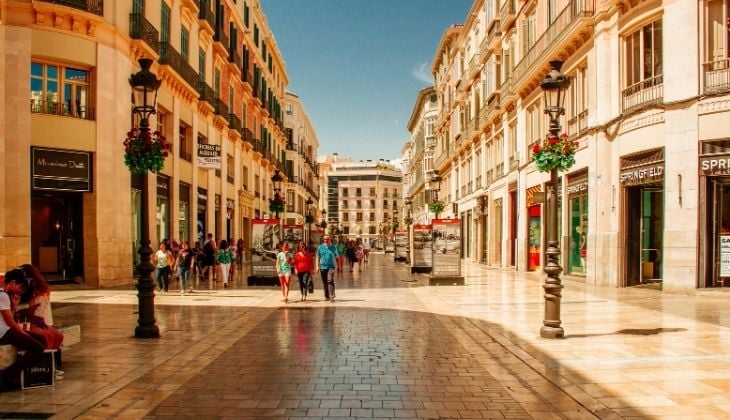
[174,242,194,295]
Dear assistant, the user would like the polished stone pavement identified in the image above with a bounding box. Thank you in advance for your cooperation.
[1,253,730,419]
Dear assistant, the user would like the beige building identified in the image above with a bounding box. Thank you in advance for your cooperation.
[418,0,730,292]
[0,0,312,287]
[404,87,439,225]
[319,156,403,246]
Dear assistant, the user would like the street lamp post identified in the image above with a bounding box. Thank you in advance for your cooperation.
[540,60,570,339]
[129,58,162,339]
[428,171,443,221]
[305,196,314,245]
[271,169,283,219]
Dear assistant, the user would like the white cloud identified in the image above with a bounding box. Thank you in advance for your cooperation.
[411,62,433,85]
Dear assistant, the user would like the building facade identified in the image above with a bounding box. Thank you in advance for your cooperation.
[1,0,312,287]
[320,158,403,246]
[417,0,730,292]
[404,87,439,225]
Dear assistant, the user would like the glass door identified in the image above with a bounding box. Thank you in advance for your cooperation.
[712,180,730,286]
[640,188,664,282]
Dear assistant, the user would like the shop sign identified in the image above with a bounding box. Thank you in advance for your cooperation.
[700,156,730,176]
[31,147,91,192]
[721,236,730,277]
[412,224,433,268]
[620,165,664,186]
[197,144,221,169]
[567,182,588,196]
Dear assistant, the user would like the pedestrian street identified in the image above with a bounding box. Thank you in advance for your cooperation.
[1,253,729,419]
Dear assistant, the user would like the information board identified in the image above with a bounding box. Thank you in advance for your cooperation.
[431,219,461,277]
[250,219,281,279]
[412,224,433,268]
[283,224,304,247]
[395,229,409,262]
[721,236,730,277]
[197,144,221,169]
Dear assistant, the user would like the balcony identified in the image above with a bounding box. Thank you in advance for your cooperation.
[242,68,253,87]
[214,98,229,116]
[197,0,215,33]
[622,75,663,113]
[39,0,103,16]
[486,19,502,53]
[241,128,254,143]
[213,26,229,58]
[129,13,159,54]
[470,115,480,138]
[197,81,215,104]
[229,48,241,72]
[499,0,516,31]
[500,74,515,107]
[476,176,482,189]
[496,163,504,178]
[31,99,95,120]
[481,91,501,128]
[509,156,519,171]
[704,59,730,94]
[468,54,479,78]
[486,169,494,184]
[513,0,595,93]
[228,113,241,132]
[158,41,199,90]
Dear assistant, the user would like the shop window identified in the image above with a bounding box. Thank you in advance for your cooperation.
[622,19,663,111]
[30,62,92,119]
[179,123,192,162]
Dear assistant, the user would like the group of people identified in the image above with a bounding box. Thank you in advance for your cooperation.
[152,235,245,294]
[274,237,371,304]
[0,264,64,391]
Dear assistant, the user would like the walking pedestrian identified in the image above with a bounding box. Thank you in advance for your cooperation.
[174,242,194,294]
[202,233,216,282]
[192,241,204,281]
[216,240,234,288]
[276,242,293,303]
[294,241,313,301]
[362,239,371,262]
[236,238,245,271]
[316,236,339,302]
[153,242,173,293]
[346,241,357,273]
[335,239,346,273]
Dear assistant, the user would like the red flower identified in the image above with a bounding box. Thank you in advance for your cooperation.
[549,137,559,146]
[533,143,541,154]
[163,151,169,157]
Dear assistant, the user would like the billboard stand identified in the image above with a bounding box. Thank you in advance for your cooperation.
[429,218,464,285]
[395,228,409,263]
[247,218,281,286]
[410,224,433,274]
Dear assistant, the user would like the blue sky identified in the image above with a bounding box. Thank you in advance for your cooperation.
[263,0,473,161]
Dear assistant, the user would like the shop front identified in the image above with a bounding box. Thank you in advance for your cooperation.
[30,147,91,280]
[567,170,588,276]
[526,185,542,271]
[620,148,665,286]
[699,139,730,287]
[215,194,221,240]
[179,182,190,243]
[156,175,170,244]
[477,195,488,264]
[197,187,207,244]
[226,198,235,240]
[508,184,517,267]
[492,197,503,266]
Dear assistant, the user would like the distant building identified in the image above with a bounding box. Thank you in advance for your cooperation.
[319,157,403,242]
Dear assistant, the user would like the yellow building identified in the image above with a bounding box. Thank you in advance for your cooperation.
[0,0,311,287]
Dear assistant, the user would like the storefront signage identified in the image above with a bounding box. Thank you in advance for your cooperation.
[721,236,730,277]
[700,156,730,176]
[619,165,664,186]
[197,144,221,169]
[432,219,461,277]
[283,224,303,245]
[567,182,588,196]
[31,147,91,192]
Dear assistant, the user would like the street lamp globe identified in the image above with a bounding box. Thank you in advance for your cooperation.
[129,58,161,129]
[540,60,570,137]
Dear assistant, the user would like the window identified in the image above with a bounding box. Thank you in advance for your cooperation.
[214,68,221,98]
[384,199,388,208]
[254,174,260,198]
[356,188,362,197]
[342,187,349,197]
[523,10,536,53]
[198,49,206,83]
[369,188,376,197]
[623,19,663,110]
[156,110,167,138]
[161,2,171,43]
[179,123,192,162]
[181,27,190,61]
[548,0,557,24]
[242,166,249,190]
[343,213,349,222]
[526,103,542,157]
[254,24,259,47]
[704,0,729,92]
[30,62,91,119]
[343,226,350,235]
[356,213,363,222]
[342,200,349,209]
[369,226,377,235]
[370,199,376,208]
[370,212,375,222]
[356,200,362,209]
[227,155,234,184]
[244,3,250,27]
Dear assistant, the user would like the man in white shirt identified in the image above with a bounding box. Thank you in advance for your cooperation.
[0,269,45,390]
[361,239,371,263]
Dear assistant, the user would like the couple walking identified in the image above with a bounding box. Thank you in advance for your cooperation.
[275,235,339,303]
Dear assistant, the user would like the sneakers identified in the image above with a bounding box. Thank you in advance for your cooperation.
[55,369,64,379]
[179,290,185,295]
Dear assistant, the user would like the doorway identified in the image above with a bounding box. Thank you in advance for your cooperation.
[31,194,84,280]
[625,186,664,286]
[707,179,730,287]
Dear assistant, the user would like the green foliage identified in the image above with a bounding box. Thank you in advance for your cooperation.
[123,129,170,174]
[428,200,445,215]
[531,133,578,173]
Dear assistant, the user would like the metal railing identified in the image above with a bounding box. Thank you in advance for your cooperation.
[496,162,504,178]
[514,0,594,85]
[197,81,215,104]
[214,98,229,116]
[499,75,514,107]
[213,25,229,58]
[198,0,215,31]
[129,13,159,54]
[622,75,663,113]
[499,0,516,28]
[228,113,241,131]
[159,41,199,90]
[229,48,241,69]
[242,128,254,143]
[31,99,95,120]
[704,59,730,93]
[486,169,494,184]
[40,0,103,16]
[567,109,588,139]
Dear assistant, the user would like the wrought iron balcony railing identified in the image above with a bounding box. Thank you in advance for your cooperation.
[228,113,241,131]
[214,98,229,116]
[40,0,103,16]
[622,75,663,113]
[129,13,159,54]
[158,41,199,90]
[198,0,215,31]
[197,81,215,104]
[704,59,730,94]
[242,128,254,143]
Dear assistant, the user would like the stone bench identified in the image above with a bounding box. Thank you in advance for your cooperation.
[0,324,80,370]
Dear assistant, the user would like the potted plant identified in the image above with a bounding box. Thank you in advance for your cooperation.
[123,129,170,174]
[428,200,445,218]
[531,133,578,173]
[268,196,286,214]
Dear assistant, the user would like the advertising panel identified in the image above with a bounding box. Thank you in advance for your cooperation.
[283,224,304,247]
[310,227,325,249]
[197,144,221,169]
[412,224,433,269]
[395,229,409,262]
[431,219,462,278]
[249,219,281,280]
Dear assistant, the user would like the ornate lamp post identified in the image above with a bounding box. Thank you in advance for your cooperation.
[539,60,570,339]
[428,170,443,220]
[270,169,284,219]
[305,196,314,245]
[129,58,162,338]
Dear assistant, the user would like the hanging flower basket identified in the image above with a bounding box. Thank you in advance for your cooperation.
[268,197,286,214]
[428,200,445,215]
[531,133,578,173]
[404,217,414,227]
[123,129,170,174]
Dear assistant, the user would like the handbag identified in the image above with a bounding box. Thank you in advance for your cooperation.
[308,279,314,293]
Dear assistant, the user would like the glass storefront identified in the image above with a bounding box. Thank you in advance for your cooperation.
[528,205,541,271]
[180,182,190,244]
[197,187,207,244]
[156,175,170,243]
[568,195,588,275]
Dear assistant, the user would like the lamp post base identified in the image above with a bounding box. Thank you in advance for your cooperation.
[540,325,564,339]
